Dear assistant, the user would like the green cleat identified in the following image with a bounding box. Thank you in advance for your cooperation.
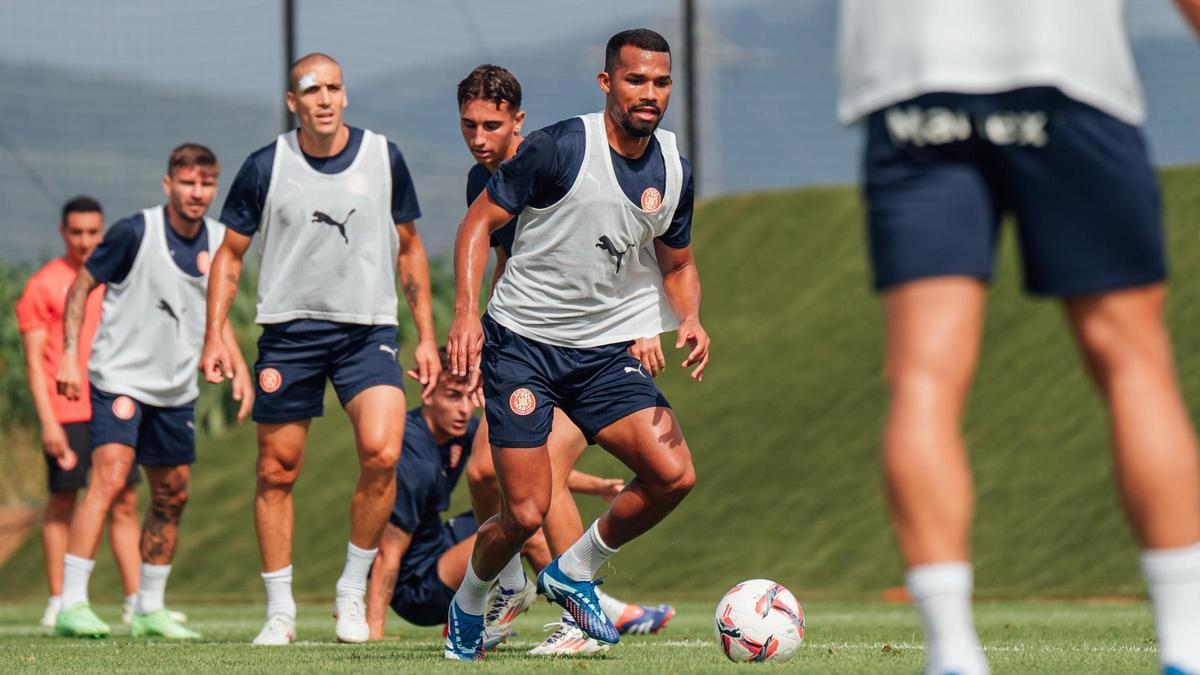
[130,609,201,640]
[54,603,111,638]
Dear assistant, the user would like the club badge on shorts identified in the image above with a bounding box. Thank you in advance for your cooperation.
[509,388,536,416]
[641,187,662,212]
[112,396,136,421]
[259,367,283,394]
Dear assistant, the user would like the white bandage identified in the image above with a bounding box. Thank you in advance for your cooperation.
[298,73,318,90]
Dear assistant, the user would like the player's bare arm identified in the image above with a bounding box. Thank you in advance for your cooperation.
[55,266,99,400]
[20,328,74,467]
[396,220,440,398]
[366,522,412,639]
[1176,0,1200,35]
[220,319,253,423]
[202,229,253,383]
[448,188,515,378]
[655,240,709,381]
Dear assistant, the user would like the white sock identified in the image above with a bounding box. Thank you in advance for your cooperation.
[262,565,297,619]
[47,596,62,611]
[1140,542,1200,672]
[136,563,172,614]
[452,560,495,616]
[596,588,629,622]
[497,555,526,592]
[558,521,619,582]
[123,593,136,612]
[335,542,378,597]
[61,555,94,608]
[906,562,989,675]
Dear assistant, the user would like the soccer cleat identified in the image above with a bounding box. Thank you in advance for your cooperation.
[536,558,620,645]
[334,593,369,643]
[482,578,537,649]
[1163,668,1193,675]
[528,615,610,656]
[253,613,296,645]
[130,609,201,639]
[444,600,485,661]
[54,603,110,638]
[122,600,188,625]
[614,603,676,635]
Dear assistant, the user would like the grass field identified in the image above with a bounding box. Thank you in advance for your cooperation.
[0,599,1161,673]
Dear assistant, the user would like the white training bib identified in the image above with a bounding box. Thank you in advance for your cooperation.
[488,111,682,348]
[89,207,224,407]
[838,0,1144,126]
[256,129,400,325]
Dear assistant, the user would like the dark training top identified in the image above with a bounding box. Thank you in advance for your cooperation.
[390,407,480,580]
[471,117,695,257]
[87,206,209,284]
[219,125,422,237]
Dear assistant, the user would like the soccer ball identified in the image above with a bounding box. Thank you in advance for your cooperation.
[714,579,805,663]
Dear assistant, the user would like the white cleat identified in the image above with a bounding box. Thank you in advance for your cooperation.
[252,613,296,645]
[121,600,188,625]
[483,578,536,649]
[334,593,369,643]
[528,617,610,656]
[40,601,59,629]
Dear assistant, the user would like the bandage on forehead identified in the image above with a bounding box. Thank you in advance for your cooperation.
[298,73,318,90]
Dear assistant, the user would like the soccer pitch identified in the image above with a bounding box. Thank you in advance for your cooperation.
[0,600,1158,673]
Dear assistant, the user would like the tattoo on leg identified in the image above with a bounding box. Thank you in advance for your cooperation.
[141,470,189,564]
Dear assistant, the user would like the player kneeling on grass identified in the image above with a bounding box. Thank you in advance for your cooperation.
[54,144,252,640]
[365,349,638,652]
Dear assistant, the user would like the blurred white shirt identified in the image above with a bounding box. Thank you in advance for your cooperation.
[838,0,1144,125]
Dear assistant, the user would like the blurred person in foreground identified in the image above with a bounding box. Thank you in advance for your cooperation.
[15,196,143,629]
[54,144,250,639]
[838,1,1200,673]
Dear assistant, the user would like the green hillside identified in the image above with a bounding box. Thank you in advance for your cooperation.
[4,166,1200,604]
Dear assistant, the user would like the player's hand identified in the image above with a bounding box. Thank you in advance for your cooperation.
[595,478,625,503]
[447,313,484,390]
[468,384,486,409]
[410,339,441,399]
[55,357,83,401]
[200,335,233,384]
[628,335,666,377]
[42,422,75,470]
[676,319,710,382]
[230,364,254,423]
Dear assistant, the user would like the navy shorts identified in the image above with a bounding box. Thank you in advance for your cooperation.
[482,314,670,448]
[252,320,405,424]
[864,87,1164,296]
[45,422,141,492]
[89,386,196,466]
[390,511,477,626]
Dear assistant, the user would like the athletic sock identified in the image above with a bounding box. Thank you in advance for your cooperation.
[123,594,136,613]
[135,563,172,614]
[558,520,619,582]
[596,588,630,623]
[61,555,94,608]
[1140,542,1200,672]
[496,554,526,592]
[453,560,495,616]
[334,542,378,597]
[906,562,989,675]
[262,565,297,619]
[47,596,62,611]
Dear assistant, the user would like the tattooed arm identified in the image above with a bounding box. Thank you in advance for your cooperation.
[367,522,413,639]
[396,220,440,397]
[55,266,100,400]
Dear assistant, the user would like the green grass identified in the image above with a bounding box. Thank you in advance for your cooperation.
[0,600,1160,673]
[4,167,1200,603]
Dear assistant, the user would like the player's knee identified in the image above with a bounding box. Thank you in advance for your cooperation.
[109,489,138,520]
[87,471,129,505]
[360,443,401,476]
[503,502,546,540]
[150,475,190,513]
[663,463,696,504]
[257,455,300,491]
[466,455,496,490]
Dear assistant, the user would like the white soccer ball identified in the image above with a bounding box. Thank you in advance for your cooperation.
[714,579,805,663]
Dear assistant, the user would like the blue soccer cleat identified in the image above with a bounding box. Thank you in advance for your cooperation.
[535,559,620,645]
[614,603,676,635]
[1163,667,1194,675]
[443,600,485,661]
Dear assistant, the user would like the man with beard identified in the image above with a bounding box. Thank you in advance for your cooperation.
[444,29,708,660]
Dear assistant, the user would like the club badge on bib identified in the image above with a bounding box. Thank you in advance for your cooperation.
[641,187,662,212]
[509,388,536,416]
